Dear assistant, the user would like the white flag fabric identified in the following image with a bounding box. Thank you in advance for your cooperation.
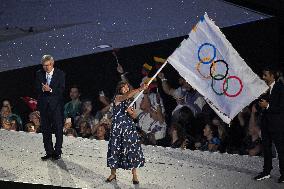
[167,13,268,124]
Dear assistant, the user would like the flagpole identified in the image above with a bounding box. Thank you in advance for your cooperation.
[128,61,169,108]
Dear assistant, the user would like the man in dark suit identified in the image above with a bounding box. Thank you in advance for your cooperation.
[35,55,65,160]
[254,67,284,183]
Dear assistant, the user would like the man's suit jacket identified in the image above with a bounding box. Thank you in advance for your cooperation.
[262,80,284,132]
[35,68,65,112]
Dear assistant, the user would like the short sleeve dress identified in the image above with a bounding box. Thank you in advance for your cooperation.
[107,99,144,169]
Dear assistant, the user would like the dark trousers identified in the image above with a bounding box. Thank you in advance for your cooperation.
[261,126,284,176]
[40,103,64,155]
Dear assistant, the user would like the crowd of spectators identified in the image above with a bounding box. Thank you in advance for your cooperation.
[1,58,283,159]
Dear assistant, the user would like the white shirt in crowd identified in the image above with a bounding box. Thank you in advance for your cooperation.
[137,111,167,140]
[172,87,206,116]
[134,92,165,115]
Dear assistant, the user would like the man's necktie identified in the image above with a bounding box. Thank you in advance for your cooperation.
[47,74,51,85]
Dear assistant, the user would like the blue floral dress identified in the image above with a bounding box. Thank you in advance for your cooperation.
[107,99,144,170]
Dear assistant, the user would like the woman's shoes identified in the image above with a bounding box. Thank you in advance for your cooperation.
[105,175,116,183]
[106,174,139,184]
[132,179,139,185]
[132,175,139,185]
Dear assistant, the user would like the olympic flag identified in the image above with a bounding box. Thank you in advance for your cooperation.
[167,13,268,124]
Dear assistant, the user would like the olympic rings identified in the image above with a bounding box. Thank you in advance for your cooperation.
[222,76,243,97]
[197,43,216,64]
[210,59,229,80]
[195,43,243,98]
[196,57,217,79]
[211,74,229,95]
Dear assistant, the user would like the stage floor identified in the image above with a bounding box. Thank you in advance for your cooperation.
[0,129,282,189]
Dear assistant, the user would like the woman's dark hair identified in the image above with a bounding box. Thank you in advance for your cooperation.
[177,106,194,127]
[171,122,186,141]
[65,128,78,137]
[115,81,128,95]
[80,99,92,114]
[1,105,11,113]
[207,123,219,138]
[79,120,91,129]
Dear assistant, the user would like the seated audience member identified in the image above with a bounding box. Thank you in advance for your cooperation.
[95,91,113,122]
[241,126,262,156]
[174,106,199,149]
[0,105,22,131]
[75,100,96,134]
[91,116,111,139]
[240,104,262,156]
[211,116,228,153]
[1,100,23,130]
[63,117,73,135]
[65,128,78,137]
[195,124,220,152]
[137,90,167,145]
[138,78,165,113]
[92,124,107,140]
[63,117,78,137]
[26,123,37,133]
[64,85,81,119]
[99,116,112,131]
[168,122,188,149]
[158,72,206,118]
[25,111,40,133]
[78,121,92,138]
[176,106,196,133]
[227,106,251,153]
[1,106,10,129]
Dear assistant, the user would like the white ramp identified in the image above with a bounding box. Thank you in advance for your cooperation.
[0,129,282,189]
